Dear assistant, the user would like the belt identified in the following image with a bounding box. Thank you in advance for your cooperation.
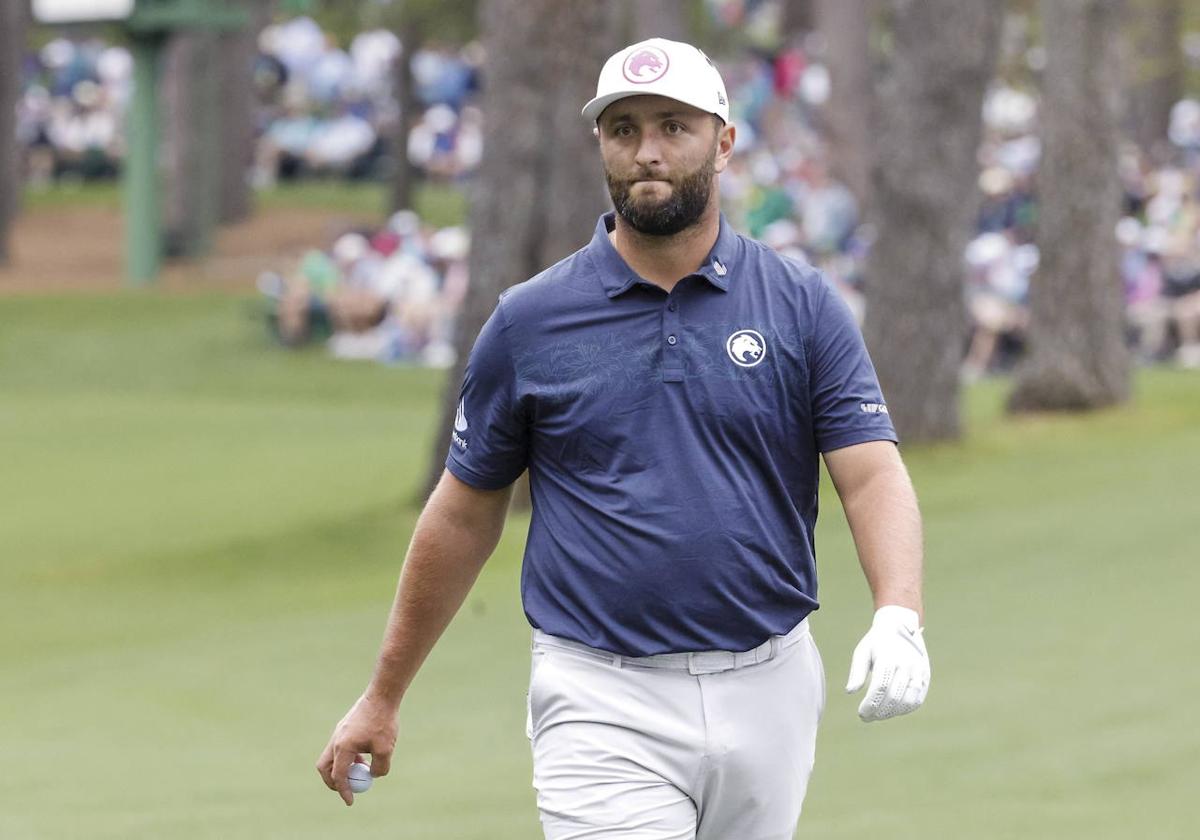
[531,617,810,676]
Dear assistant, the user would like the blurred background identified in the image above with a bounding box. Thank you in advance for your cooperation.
[0,1,1196,838]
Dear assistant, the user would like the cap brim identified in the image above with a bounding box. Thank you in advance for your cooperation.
[581,90,646,122]
[582,90,728,124]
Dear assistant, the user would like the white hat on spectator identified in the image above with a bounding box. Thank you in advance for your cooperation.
[40,38,74,70]
[332,233,370,264]
[72,80,102,109]
[388,210,421,237]
[430,227,469,261]
[1115,217,1142,248]
[978,167,1014,196]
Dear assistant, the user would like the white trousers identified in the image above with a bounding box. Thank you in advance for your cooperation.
[526,619,825,840]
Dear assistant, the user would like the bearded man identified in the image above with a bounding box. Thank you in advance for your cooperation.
[318,37,931,840]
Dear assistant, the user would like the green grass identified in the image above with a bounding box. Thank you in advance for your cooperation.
[1,293,1197,839]
[23,180,468,227]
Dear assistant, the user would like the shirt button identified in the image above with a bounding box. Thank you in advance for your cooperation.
[667,302,677,311]
[667,335,677,346]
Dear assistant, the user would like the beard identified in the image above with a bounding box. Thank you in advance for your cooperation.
[606,145,717,237]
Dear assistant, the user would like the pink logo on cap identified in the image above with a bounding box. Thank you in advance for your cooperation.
[622,46,670,84]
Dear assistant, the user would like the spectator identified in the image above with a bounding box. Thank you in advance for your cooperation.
[261,213,470,367]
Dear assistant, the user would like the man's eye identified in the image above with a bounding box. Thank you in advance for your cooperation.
[615,125,634,137]
[666,122,685,134]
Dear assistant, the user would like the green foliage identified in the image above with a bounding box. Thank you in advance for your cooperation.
[1,293,1197,838]
[305,0,478,46]
[398,0,479,43]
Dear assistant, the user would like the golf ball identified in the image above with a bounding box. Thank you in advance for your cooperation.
[348,762,373,794]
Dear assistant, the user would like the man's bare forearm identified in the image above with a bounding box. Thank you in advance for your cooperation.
[842,463,923,618]
[828,443,924,620]
[364,473,512,708]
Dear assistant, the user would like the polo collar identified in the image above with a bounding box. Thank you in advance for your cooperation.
[588,212,739,298]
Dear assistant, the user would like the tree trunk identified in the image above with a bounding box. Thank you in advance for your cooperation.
[421,0,618,500]
[862,0,1003,443]
[538,3,620,267]
[814,0,873,213]
[1008,0,1130,413]
[390,16,424,214]
[0,0,26,265]
[163,31,221,258]
[630,0,689,41]
[782,0,817,39]
[1123,0,1181,162]
[217,0,271,224]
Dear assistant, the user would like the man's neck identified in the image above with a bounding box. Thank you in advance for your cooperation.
[608,206,720,293]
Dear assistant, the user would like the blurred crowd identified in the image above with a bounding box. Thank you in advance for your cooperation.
[714,44,1200,374]
[15,38,130,183]
[251,16,483,185]
[962,90,1200,373]
[13,17,484,188]
[14,12,1200,370]
[256,34,1200,370]
[258,210,468,367]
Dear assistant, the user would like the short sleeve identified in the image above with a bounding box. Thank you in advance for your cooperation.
[809,278,899,452]
[445,298,530,489]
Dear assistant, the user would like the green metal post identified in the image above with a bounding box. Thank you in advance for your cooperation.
[124,32,163,286]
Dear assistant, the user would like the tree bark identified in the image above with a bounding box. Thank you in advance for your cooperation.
[1008,0,1130,413]
[1123,0,1181,162]
[422,0,618,500]
[782,0,817,39]
[389,16,424,214]
[0,0,26,265]
[386,0,480,213]
[217,0,272,224]
[630,0,689,42]
[814,0,873,213]
[538,3,619,267]
[862,0,1003,443]
[163,31,221,258]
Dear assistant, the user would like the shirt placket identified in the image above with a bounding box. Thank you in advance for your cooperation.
[662,287,684,383]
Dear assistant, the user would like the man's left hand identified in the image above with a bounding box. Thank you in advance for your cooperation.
[844,605,930,722]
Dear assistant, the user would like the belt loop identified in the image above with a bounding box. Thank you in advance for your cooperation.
[612,653,623,668]
[770,636,781,660]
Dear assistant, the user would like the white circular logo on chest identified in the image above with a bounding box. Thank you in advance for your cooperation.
[726,329,766,367]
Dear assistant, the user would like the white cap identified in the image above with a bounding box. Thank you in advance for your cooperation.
[582,38,729,124]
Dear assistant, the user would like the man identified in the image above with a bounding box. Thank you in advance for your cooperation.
[318,38,930,839]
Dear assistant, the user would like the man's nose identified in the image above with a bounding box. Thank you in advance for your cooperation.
[634,132,664,168]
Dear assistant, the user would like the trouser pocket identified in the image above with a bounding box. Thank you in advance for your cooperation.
[809,633,826,720]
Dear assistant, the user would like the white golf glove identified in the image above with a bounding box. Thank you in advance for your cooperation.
[845,605,930,722]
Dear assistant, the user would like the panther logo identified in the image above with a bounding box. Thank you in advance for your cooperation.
[726,330,766,368]
[623,47,670,84]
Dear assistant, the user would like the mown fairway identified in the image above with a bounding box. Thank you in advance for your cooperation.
[1,292,1196,839]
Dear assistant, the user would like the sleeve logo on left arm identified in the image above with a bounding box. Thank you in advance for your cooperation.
[860,402,889,414]
[452,399,469,449]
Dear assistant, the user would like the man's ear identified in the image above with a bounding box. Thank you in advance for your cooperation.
[714,122,736,174]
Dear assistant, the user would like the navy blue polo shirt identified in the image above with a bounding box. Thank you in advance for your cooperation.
[446,212,897,656]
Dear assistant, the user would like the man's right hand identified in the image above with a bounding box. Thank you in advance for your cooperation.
[316,692,398,806]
